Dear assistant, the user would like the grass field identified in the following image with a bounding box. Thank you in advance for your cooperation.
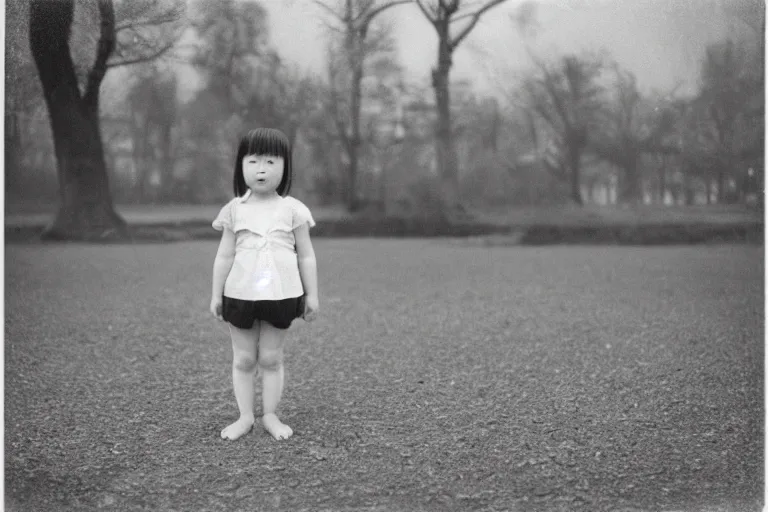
[5,240,764,511]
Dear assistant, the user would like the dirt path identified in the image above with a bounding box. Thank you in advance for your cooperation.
[5,241,763,511]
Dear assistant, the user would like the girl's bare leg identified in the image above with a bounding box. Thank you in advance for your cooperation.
[221,323,260,440]
[258,321,293,440]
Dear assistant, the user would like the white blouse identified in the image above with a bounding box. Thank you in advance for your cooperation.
[212,191,315,301]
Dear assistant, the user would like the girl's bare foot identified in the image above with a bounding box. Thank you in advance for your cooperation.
[262,413,293,440]
[220,415,254,440]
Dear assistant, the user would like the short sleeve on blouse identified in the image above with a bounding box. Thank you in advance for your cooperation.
[212,199,236,231]
[291,199,316,230]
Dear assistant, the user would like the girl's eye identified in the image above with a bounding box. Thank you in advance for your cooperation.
[267,160,274,164]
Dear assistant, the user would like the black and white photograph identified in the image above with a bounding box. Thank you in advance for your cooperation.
[4,0,765,510]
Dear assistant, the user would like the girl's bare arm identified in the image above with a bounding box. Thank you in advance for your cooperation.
[212,229,236,300]
[294,223,319,318]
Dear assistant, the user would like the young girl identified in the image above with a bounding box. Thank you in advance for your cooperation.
[210,128,319,442]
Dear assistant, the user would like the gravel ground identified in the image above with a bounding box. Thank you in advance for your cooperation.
[5,240,764,511]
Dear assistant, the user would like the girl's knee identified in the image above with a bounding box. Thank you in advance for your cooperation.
[233,353,258,373]
[259,350,283,372]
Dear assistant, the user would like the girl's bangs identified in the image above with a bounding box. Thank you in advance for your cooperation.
[244,129,290,157]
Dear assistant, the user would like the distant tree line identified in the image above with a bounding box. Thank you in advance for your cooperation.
[5,0,764,238]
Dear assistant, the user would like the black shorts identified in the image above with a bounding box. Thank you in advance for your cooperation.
[222,295,305,330]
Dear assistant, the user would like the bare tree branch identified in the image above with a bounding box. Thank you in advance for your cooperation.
[415,0,437,24]
[539,67,573,133]
[530,94,560,131]
[317,0,412,29]
[107,40,176,68]
[365,0,412,22]
[451,10,478,23]
[84,0,115,108]
[450,0,507,49]
[116,15,179,31]
[108,0,184,69]
[318,16,347,35]
[365,22,396,54]
[313,0,343,21]
[440,0,458,12]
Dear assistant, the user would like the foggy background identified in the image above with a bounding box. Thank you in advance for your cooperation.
[5,2,765,509]
[5,0,764,219]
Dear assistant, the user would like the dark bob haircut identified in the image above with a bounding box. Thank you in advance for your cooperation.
[233,128,293,197]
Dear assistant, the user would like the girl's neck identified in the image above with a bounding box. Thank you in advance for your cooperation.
[245,190,281,203]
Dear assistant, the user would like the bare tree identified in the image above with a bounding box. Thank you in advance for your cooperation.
[184,1,323,200]
[28,0,183,239]
[187,0,271,111]
[125,68,179,202]
[589,67,678,203]
[414,0,508,213]
[244,53,321,148]
[315,0,410,212]
[30,0,125,239]
[110,0,185,68]
[522,53,605,205]
[698,38,763,202]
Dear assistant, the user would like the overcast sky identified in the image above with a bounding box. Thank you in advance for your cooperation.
[259,0,747,97]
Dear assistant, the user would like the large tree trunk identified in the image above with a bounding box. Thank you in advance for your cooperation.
[29,0,125,240]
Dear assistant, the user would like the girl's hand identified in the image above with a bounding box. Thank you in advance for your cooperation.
[210,297,224,321]
[303,295,320,322]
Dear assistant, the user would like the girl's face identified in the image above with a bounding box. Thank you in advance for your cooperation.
[242,154,285,195]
